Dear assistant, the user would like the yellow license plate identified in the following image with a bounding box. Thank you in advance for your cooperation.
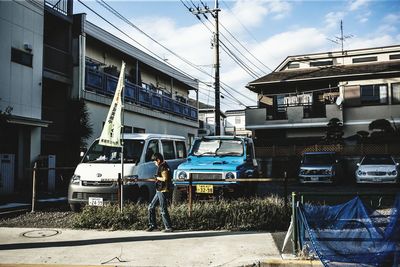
[196,185,213,194]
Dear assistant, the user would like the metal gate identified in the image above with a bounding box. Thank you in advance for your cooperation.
[0,154,15,195]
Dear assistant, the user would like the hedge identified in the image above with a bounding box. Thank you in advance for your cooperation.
[72,196,291,231]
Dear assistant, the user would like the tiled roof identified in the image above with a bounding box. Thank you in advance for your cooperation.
[249,60,400,86]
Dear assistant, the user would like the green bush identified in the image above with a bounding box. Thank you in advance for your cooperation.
[72,196,290,231]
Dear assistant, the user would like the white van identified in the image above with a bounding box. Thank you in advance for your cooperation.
[68,133,187,211]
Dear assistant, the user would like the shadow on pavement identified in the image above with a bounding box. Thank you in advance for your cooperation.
[0,230,266,250]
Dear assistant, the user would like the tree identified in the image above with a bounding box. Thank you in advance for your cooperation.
[64,99,93,166]
[325,118,344,144]
[369,119,395,143]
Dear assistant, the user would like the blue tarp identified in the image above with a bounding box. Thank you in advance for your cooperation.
[298,194,400,267]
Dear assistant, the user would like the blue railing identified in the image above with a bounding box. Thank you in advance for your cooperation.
[85,67,198,121]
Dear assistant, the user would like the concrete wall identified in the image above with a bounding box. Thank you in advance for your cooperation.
[0,0,43,119]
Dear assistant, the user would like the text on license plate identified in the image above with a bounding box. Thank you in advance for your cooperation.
[196,185,213,194]
[88,197,103,206]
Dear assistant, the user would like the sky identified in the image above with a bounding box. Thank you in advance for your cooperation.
[74,0,400,111]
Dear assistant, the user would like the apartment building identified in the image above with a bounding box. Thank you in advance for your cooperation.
[246,45,400,145]
[0,0,46,193]
[0,0,198,194]
[73,14,199,147]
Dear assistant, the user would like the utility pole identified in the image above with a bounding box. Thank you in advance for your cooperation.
[190,0,221,135]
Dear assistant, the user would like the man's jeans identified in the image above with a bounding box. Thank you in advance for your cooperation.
[148,191,172,229]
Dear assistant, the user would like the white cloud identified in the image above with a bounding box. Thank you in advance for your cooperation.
[324,11,346,29]
[349,0,369,11]
[357,11,371,23]
[383,13,400,24]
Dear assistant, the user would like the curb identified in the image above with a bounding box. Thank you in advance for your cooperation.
[258,259,323,267]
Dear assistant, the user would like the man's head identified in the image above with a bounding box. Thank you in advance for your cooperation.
[151,152,164,166]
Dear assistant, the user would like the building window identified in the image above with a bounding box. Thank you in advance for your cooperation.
[352,56,377,63]
[360,84,388,105]
[389,54,400,60]
[235,116,241,124]
[392,83,400,104]
[310,60,333,67]
[133,127,145,133]
[288,63,299,69]
[11,48,33,67]
[124,126,133,133]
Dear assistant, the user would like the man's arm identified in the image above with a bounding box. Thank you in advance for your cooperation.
[156,170,169,182]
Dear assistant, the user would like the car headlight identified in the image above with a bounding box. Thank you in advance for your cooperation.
[389,170,398,176]
[71,174,81,185]
[225,172,235,179]
[178,171,188,180]
[357,170,366,176]
[323,169,332,175]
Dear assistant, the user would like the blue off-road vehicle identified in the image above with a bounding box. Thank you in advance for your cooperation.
[172,136,259,201]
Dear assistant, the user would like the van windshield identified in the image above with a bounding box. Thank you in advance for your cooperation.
[303,154,335,165]
[82,140,145,164]
[191,139,243,157]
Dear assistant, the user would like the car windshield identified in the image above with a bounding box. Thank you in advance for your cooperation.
[303,154,335,165]
[82,140,145,163]
[191,139,244,157]
[362,155,394,165]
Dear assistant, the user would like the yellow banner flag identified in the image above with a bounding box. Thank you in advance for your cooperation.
[99,61,126,147]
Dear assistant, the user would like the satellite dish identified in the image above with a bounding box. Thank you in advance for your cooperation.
[336,96,343,106]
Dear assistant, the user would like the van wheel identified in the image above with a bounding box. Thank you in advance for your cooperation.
[172,187,184,205]
[137,187,149,204]
[69,203,81,212]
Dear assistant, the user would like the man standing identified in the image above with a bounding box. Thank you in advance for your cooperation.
[147,152,173,232]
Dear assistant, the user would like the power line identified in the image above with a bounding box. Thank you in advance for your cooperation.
[220,0,273,72]
[84,0,253,109]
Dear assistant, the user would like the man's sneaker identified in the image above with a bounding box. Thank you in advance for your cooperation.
[162,228,174,233]
[146,226,156,232]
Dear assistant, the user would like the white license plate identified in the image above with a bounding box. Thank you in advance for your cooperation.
[311,177,319,181]
[88,197,103,206]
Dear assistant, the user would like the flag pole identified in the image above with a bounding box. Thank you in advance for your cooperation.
[120,66,125,213]
[98,60,126,212]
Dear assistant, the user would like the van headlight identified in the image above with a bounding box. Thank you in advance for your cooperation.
[225,172,235,179]
[71,174,81,185]
[178,171,188,180]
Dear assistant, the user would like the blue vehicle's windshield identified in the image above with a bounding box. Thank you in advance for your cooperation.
[191,139,243,157]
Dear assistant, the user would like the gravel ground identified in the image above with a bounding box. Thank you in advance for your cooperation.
[0,204,77,229]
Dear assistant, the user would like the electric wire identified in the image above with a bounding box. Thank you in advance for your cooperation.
[96,0,250,107]
[82,0,252,108]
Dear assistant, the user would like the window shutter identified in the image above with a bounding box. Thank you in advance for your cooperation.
[344,85,361,106]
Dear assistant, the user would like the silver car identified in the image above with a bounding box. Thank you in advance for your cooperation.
[356,154,399,184]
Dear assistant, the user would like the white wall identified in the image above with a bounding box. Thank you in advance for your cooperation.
[0,0,43,119]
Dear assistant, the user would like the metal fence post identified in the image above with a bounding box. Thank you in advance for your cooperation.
[31,162,37,213]
[292,191,298,255]
[188,177,193,217]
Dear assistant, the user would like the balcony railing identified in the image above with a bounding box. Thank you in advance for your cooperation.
[266,104,327,120]
[85,67,198,121]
